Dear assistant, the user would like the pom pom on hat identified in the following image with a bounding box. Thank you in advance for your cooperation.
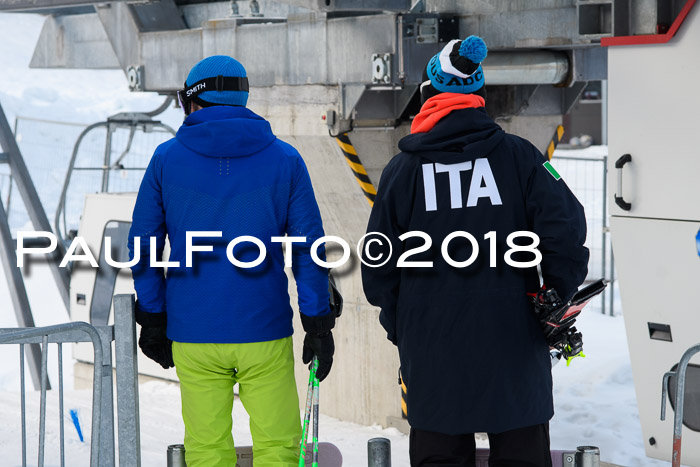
[459,36,488,63]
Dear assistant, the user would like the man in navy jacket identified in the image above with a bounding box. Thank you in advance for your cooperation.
[362,37,589,466]
[127,55,335,466]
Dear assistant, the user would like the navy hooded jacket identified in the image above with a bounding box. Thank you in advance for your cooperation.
[362,107,589,434]
[128,106,330,344]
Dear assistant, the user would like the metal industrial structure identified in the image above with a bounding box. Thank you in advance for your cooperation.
[1,0,699,464]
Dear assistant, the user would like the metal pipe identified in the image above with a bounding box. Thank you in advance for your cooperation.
[662,371,673,421]
[575,446,600,467]
[111,125,137,169]
[58,343,65,467]
[20,344,26,467]
[71,167,146,171]
[601,156,607,315]
[482,51,569,85]
[101,123,113,193]
[97,326,116,466]
[601,80,608,145]
[88,325,104,467]
[5,174,12,219]
[114,294,142,467]
[397,16,405,82]
[609,251,615,316]
[0,0,139,11]
[368,438,391,467]
[155,122,177,137]
[38,335,48,467]
[274,0,411,12]
[167,445,187,467]
[669,344,700,467]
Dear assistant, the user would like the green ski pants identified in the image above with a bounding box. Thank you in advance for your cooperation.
[172,337,302,466]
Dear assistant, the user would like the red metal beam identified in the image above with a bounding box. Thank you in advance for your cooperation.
[602,0,696,46]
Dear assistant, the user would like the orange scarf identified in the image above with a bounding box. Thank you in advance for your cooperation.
[410,93,485,134]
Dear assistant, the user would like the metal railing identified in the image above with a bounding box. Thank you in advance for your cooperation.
[551,154,615,315]
[0,322,104,467]
[0,294,140,467]
[53,114,175,245]
[4,114,174,243]
[661,343,700,467]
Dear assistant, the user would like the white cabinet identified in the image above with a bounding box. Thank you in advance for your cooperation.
[611,216,700,464]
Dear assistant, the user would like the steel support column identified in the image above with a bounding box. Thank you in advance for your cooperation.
[0,101,70,309]
[0,199,44,389]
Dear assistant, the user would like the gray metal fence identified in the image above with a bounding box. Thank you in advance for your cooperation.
[550,153,615,315]
[0,294,140,467]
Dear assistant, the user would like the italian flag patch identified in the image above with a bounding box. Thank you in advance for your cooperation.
[543,161,561,181]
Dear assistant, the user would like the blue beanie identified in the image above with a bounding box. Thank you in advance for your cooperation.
[425,36,487,95]
[186,55,248,107]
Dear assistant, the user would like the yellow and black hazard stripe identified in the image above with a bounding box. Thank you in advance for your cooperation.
[401,379,408,419]
[545,124,565,161]
[334,133,377,206]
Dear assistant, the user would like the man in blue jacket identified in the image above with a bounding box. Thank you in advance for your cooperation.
[362,37,589,466]
[127,55,335,466]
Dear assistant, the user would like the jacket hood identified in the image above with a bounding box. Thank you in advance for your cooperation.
[399,108,505,164]
[176,106,276,158]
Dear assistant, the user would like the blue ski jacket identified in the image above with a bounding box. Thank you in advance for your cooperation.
[128,106,331,344]
[362,107,589,434]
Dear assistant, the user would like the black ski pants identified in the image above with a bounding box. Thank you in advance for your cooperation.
[409,423,552,467]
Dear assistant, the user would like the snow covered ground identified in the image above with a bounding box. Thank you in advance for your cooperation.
[0,10,673,467]
[0,278,663,467]
[0,378,411,467]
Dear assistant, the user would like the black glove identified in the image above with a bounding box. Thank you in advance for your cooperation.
[300,312,335,382]
[135,303,174,370]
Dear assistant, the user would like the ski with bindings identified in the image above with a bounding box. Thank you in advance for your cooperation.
[531,279,607,366]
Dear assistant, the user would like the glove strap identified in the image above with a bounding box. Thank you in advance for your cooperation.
[135,303,167,328]
[300,312,335,335]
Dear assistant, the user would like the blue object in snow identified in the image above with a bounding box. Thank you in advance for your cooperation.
[70,409,84,442]
[696,228,700,257]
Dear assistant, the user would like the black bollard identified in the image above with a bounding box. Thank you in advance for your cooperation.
[368,437,391,467]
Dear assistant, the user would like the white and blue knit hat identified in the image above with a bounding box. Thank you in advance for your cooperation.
[186,55,248,107]
[424,36,488,95]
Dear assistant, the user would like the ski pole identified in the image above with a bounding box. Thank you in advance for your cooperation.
[299,357,319,466]
[312,371,320,467]
[299,375,313,466]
